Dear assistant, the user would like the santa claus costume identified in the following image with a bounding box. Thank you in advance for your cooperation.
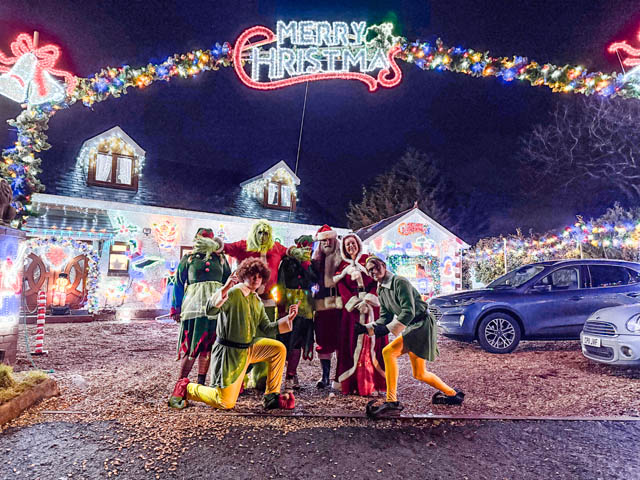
[311,225,343,389]
[333,233,387,396]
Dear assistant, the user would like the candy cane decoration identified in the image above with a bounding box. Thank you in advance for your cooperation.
[32,290,47,355]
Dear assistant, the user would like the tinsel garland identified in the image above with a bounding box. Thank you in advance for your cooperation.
[25,236,101,313]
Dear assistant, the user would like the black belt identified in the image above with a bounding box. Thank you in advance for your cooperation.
[216,337,251,349]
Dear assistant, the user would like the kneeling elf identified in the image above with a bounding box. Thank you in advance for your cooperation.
[355,256,465,418]
[169,258,298,411]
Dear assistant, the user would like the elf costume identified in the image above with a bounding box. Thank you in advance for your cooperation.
[310,225,343,389]
[333,233,387,396]
[168,282,295,411]
[224,219,309,389]
[360,257,464,418]
[276,235,317,390]
[171,228,230,385]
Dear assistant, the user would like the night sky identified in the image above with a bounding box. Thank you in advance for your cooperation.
[1,0,639,243]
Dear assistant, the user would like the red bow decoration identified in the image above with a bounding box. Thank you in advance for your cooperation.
[0,33,76,97]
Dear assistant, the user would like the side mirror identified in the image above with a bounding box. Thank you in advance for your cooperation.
[531,284,552,293]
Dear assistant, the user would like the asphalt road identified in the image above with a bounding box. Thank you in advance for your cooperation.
[1,418,638,479]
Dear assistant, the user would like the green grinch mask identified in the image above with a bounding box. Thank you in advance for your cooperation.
[247,219,275,254]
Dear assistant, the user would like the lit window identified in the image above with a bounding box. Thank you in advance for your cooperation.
[263,182,296,211]
[108,242,129,276]
[88,153,138,191]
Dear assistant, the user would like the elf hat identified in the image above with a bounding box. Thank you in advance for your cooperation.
[295,234,314,248]
[314,224,337,241]
[195,228,214,239]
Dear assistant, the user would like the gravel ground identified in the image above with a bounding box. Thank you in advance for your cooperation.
[1,320,639,478]
[1,419,639,479]
[7,320,639,418]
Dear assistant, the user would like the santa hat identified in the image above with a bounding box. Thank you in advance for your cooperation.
[315,224,337,241]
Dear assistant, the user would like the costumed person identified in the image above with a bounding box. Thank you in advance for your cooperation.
[171,228,230,386]
[168,258,298,411]
[224,219,309,390]
[310,225,343,389]
[333,233,387,396]
[360,256,465,418]
[275,235,317,390]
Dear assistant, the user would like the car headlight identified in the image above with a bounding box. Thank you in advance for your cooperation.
[626,313,640,333]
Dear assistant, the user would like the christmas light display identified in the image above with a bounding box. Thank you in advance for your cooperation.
[152,219,178,249]
[233,22,403,91]
[0,33,76,105]
[0,257,22,299]
[25,237,100,313]
[4,21,640,225]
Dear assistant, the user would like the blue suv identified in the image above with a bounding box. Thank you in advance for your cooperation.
[429,259,640,353]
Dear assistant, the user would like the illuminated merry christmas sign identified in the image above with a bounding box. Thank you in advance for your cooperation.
[233,21,403,91]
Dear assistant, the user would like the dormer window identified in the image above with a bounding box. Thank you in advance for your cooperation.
[78,126,146,193]
[89,152,138,190]
[240,161,300,212]
[265,182,295,210]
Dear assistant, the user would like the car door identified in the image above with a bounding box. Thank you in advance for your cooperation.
[581,264,640,316]
[523,265,590,339]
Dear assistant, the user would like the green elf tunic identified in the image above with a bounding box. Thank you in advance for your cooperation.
[374,274,439,361]
[207,285,283,388]
[172,251,231,360]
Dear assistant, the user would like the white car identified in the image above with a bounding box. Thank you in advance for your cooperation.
[581,304,640,366]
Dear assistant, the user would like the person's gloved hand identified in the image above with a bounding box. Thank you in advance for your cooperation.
[373,324,390,338]
[356,301,369,313]
[353,323,367,336]
[289,247,311,262]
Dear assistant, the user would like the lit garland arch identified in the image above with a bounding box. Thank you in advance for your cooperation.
[2,22,640,224]
[24,236,101,313]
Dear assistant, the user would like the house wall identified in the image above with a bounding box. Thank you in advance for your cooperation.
[362,211,464,297]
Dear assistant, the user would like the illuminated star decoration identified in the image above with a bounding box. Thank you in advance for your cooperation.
[0,33,76,105]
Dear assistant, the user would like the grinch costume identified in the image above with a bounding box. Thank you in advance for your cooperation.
[168,283,295,411]
[276,235,317,389]
[311,224,343,389]
[224,219,308,389]
[333,233,387,396]
[360,258,464,418]
[171,228,230,384]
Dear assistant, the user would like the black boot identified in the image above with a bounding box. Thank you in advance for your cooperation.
[317,359,331,389]
[197,374,207,385]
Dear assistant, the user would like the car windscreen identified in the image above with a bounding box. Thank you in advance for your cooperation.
[487,265,546,288]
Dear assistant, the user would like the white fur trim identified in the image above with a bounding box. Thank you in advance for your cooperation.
[213,237,224,253]
[387,319,406,336]
[316,230,337,240]
[339,234,364,264]
[363,293,379,307]
[344,296,360,312]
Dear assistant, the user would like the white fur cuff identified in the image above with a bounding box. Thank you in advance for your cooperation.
[363,293,379,307]
[344,296,360,312]
[387,319,406,336]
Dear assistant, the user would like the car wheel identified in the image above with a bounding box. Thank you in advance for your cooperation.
[477,313,522,354]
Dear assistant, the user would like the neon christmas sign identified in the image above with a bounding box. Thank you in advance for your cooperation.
[233,21,403,91]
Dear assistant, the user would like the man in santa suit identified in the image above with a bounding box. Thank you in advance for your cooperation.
[224,219,309,389]
[311,225,343,389]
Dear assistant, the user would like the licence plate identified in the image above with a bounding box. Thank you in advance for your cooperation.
[583,335,601,347]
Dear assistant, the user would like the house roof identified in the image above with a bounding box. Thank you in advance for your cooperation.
[79,126,146,158]
[355,206,469,248]
[239,160,301,187]
[25,202,115,239]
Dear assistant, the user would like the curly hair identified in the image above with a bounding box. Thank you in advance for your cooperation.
[236,257,271,284]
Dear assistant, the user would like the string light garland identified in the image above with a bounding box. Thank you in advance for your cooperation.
[25,237,101,313]
[5,24,640,225]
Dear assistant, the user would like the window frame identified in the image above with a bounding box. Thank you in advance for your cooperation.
[586,264,635,289]
[262,181,296,211]
[535,265,584,291]
[107,241,130,276]
[88,152,138,191]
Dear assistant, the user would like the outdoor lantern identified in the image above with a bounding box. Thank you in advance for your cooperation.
[51,272,70,315]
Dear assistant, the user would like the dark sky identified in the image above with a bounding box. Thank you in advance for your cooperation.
[1,0,639,242]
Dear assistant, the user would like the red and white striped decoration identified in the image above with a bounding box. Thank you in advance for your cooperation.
[33,290,47,355]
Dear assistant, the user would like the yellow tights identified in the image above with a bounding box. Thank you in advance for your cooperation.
[186,337,286,409]
[382,335,456,402]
